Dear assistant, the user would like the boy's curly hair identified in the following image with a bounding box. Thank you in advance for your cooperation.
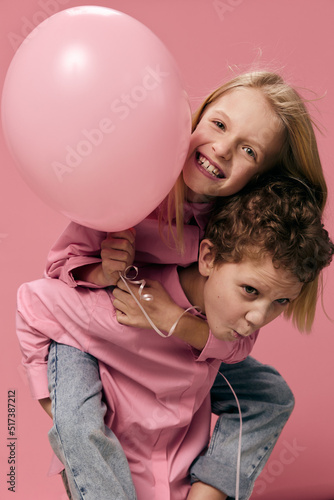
[204,175,334,331]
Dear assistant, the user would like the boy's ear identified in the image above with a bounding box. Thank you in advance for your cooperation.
[198,239,216,277]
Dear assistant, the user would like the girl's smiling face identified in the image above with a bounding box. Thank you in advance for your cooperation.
[183,87,285,201]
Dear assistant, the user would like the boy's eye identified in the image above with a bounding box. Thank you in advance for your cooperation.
[242,146,256,158]
[243,285,258,295]
[214,120,225,130]
[275,298,290,305]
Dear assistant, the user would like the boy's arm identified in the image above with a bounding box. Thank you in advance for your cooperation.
[113,277,258,361]
[112,277,207,342]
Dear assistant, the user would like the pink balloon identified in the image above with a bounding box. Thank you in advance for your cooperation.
[1,6,191,231]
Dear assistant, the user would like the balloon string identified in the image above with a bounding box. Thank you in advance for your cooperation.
[118,266,201,338]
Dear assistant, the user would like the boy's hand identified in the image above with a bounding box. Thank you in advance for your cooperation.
[99,229,136,286]
[113,278,184,333]
[113,276,209,350]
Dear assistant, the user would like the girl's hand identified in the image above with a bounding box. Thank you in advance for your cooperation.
[99,229,136,286]
[72,229,136,287]
[113,278,184,333]
[113,277,210,350]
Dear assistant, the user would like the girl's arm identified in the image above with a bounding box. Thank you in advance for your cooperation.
[46,222,136,287]
[46,221,107,287]
[73,229,136,287]
[45,219,200,287]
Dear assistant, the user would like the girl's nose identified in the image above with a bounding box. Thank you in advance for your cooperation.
[212,140,232,160]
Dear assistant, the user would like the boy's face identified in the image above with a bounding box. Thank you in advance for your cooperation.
[199,241,303,341]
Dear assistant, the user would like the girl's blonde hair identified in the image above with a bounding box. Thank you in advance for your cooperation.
[160,70,328,331]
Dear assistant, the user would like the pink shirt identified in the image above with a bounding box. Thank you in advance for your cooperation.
[17,266,258,500]
[44,202,242,360]
[45,202,211,287]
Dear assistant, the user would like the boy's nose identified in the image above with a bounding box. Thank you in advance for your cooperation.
[245,306,269,329]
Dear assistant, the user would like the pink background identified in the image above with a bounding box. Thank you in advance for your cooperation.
[0,1,333,499]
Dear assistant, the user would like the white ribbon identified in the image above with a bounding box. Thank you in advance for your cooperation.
[118,266,201,338]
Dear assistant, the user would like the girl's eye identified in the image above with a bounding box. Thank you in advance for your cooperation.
[243,285,258,295]
[275,298,290,305]
[214,120,225,130]
[242,146,256,158]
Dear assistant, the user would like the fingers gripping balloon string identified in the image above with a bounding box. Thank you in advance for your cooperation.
[120,266,154,302]
[118,266,201,338]
[210,364,242,500]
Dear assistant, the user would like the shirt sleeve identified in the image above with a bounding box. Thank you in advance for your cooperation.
[16,279,92,399]
[45,219,201,287]
[45,221,107,287]
[196,330,259,363]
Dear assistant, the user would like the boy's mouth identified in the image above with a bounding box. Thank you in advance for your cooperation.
[232,330,245,340]
[196,152,225,179]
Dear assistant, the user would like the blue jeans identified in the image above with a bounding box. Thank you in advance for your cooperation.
[48,342,136,500]
[48,343,294,500]
[190,357,294,499]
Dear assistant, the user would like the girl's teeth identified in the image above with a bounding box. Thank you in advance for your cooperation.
[198,154,222,178]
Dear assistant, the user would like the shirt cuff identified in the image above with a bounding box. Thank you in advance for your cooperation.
[24,363,50,400]
[65,258,105,288]
[195,330,259,363]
